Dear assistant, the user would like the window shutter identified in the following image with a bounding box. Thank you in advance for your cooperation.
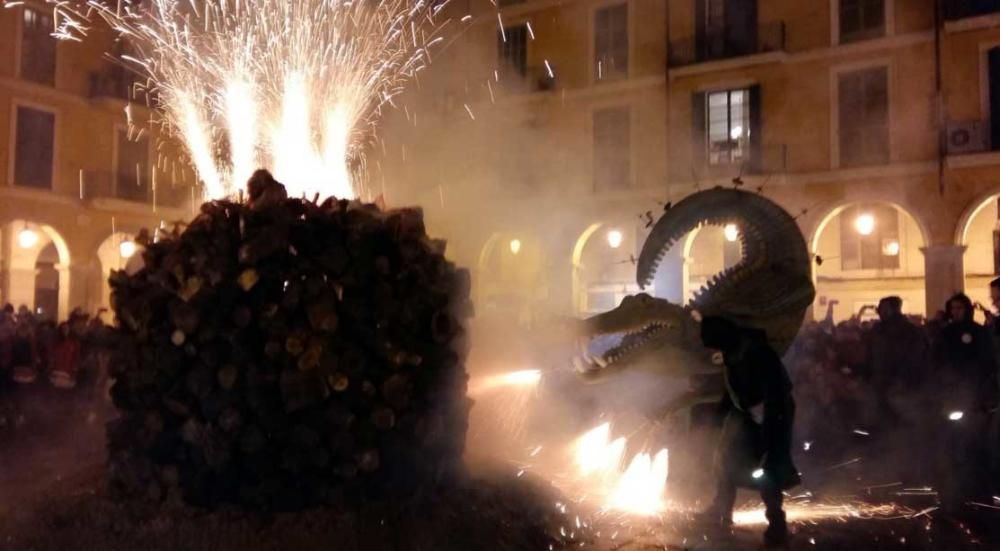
[748,84,762,172]
[692,92,707,168]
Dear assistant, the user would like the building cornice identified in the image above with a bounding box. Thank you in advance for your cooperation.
[87,198,187,220]
[669,161,937,189]
[493,74,666,107]
[945,150,1000,169]
[668,31,934,80]
[944,13,1000,34]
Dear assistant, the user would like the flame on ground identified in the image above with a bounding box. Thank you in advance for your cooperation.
[572,423,670,516]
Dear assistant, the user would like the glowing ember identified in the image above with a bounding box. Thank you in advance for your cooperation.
[51,0,446,200]
[571,423,669,515]
[468,369,542,396]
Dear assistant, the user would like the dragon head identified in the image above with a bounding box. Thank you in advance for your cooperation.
[574,188,815,395]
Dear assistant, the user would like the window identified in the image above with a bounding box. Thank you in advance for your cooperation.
[839,0,885,44]
[498,24,528,78]
[115,129,150,202]
[21,8,57,85]
[593,107,631,191]
[838,67,889,167]
[594,4,628,81]
[988,47,1000,150]
[706,89,750,165]
[840,205,900,271]
[14,107,55,190]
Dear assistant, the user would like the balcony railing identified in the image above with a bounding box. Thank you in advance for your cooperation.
[699,143,787,175]
[944,0,1000,20]
[88,66,144,102]
[668,21,786,68]
[497,64,557,95]
[81,169,191,209]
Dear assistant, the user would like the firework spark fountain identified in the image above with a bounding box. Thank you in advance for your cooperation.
[571,422,670,516]
[49,0,447,200]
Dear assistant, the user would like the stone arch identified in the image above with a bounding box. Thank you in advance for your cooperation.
[475,230,546,327]
[95,231,140,317]
[1,221,72,319]
[956,191,1000,310]
[808,200,929,320]
[570,220,641,315]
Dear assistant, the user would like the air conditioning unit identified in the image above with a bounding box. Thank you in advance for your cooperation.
[946,121,989,154]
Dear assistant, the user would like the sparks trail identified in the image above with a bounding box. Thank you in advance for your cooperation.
[49,0,449,200]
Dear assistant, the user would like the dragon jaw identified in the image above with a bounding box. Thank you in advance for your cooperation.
[575,187,815,385]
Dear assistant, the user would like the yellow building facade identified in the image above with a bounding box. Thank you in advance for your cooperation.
[0,2,195,320]
[380,0,1000,324]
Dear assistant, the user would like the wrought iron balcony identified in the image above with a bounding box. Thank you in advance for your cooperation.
[81,169,191,209]
[88,65,143,102]
[497,64,557,95]
[668,21,786,68]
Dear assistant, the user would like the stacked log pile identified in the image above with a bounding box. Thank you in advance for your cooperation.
[106,171,472,510]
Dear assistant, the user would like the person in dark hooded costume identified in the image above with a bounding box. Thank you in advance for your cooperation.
[698,315,799,549]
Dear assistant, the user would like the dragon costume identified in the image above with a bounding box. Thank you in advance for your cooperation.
[573,187,815,419]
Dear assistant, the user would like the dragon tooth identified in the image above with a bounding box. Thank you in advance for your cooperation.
[595,356,608,368]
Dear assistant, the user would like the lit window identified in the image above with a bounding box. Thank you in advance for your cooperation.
[706,89,750,165]
[839,205,900,271]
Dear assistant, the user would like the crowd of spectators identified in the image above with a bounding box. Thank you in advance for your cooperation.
[786,283,1000,502]
[0,304,114,432]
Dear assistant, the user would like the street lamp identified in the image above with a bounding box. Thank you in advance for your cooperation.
[509,239,522,255]
[119,239,137,259]
[17,227,39,249]
[882,240,900,257]
[607,229,623,249]
[854,213,875,236]
[724,224,739,243]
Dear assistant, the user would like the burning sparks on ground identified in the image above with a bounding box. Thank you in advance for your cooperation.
[50,0,446,200]
[732,502,914,526]
[571,423,670,516]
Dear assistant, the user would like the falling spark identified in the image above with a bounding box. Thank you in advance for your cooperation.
[544,59,554,78]
[526,21,535,39]
[50,0,446,200]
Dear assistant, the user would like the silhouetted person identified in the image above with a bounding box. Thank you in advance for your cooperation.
[938,293,996,409]
[934,293,997,508]
[869,296,929,422]
[699,316,798,550]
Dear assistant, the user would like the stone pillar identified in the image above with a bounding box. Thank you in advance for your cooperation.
[921,245,967,317]
[651,244,687,304]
